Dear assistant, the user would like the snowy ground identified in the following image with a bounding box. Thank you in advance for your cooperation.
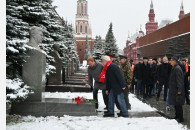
[7,92,189,130]
[7,115,188,130]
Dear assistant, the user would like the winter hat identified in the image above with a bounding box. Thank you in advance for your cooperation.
[171,56,179,62]
[102,55,111,61]
[173,54,180,60]
[119,55,127,60]
[106,53,114,58]
[143,57,148,60]
[152,58,157,62]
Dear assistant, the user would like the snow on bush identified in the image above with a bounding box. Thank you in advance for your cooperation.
[46,64,56,76]
[6,78,33,103]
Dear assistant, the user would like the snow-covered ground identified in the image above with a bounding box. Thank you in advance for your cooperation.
[7,92,188,130]
[7,115,188,130]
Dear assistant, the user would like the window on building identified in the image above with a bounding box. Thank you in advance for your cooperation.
[80,49,82,51]
[85,5,87,14]
[81,4,83,14]
[80,25,82,33]
[85,26,87,33]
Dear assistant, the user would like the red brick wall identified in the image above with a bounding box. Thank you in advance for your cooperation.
[139,14,190,47]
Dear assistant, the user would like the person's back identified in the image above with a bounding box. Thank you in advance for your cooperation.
[88,61,105,90]
[134,62,143,80]
[106,63,126,95]
[142,62,150,82]
[158,63,170,82]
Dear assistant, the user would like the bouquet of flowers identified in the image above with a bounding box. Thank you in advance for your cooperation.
[72,96,97,105]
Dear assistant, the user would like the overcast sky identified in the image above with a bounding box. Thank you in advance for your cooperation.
[52,0,190,49]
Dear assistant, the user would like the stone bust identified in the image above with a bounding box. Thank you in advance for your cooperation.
[52,44,61,58]
[28,26,43,51]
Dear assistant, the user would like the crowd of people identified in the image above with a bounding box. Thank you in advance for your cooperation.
[85,53,190,122]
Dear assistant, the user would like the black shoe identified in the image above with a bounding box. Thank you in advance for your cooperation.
[171,116,179,120]
[103,113,114,117]
[104,107,108,110]
[104,111,109,114]
[156,97,159,101]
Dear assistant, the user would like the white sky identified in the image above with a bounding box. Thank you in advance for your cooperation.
[52,0,190,49]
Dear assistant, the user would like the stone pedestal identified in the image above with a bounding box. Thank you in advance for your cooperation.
[48,51,62,85]
[11,99,96,117]
[22,49,46,101]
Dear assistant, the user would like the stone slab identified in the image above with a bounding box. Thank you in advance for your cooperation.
[65,81,85,85]
[11,99,96,117]
[45,85,91,92]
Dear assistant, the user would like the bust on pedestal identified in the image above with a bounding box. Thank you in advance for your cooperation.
[23,26,46,101]
[48,44,62,85]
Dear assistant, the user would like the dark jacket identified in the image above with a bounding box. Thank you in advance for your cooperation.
[152,63,158,82]
[134,62,143,80]
[88,61,106,90]
[168,64,185,106]
[148,63,154,85]
[178,61,186,77]
[142,62,151,83]
[106,63,127,95]
[157,63,172,82]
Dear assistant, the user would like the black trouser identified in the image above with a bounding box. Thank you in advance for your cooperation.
[142,81,149,99]
[174,105,183,120]
[157,81,168,100]
[93,88,108,109]
[124,87,131,109]
[102,89,109,109]
[184,76,190,103]
[148,83,154,97]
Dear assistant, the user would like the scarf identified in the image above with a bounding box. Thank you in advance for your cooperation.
[98,61,112,83]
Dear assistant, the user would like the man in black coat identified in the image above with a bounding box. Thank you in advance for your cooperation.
[151,58,158,96]
[156,56,172,101]
[148,58,155,98]
[142,57,151,100]
[102,56,128,117]
[134,58,143,95]
[169,56,185,123]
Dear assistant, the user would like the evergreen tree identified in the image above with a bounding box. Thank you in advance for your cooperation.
[92,35,105,60]
[6,0,79,103]
[105,23,118,58]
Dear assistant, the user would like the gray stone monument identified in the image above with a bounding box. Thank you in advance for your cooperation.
[48,44,62,85]
[23,26,46,101]
[11,26,96,117]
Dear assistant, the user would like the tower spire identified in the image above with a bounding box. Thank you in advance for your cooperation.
[180,0,184,11]
[145,0,158,35]
[150,0,153,9]
[179,0,185,20]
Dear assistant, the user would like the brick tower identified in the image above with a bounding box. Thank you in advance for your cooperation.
[145,0,158,35]
[179,0,185,20]
[75,0,94,63]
